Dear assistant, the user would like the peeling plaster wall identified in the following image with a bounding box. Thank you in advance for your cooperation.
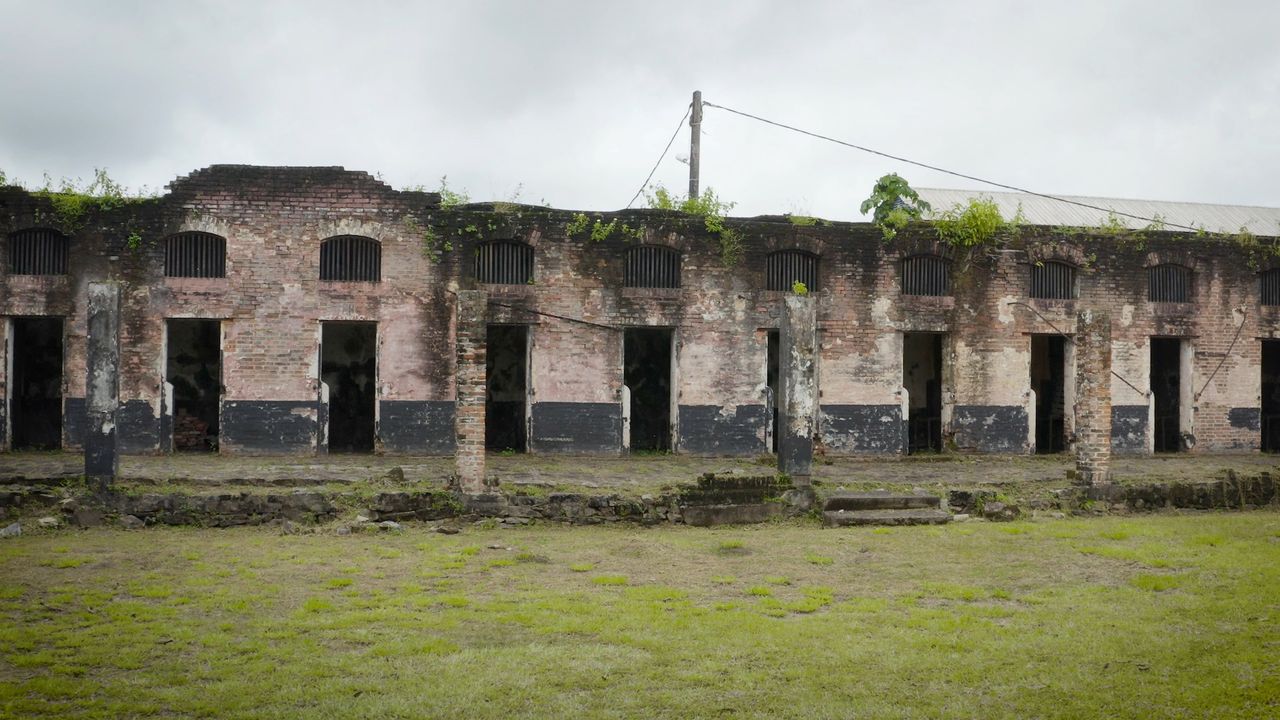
[2,168,1277,457]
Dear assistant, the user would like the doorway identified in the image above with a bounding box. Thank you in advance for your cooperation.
[321,322,376,453]
[1263,340,1280,452]
[166,319,221,451]
[485,324,528,452]
[10,317,63,449]
[624,328,673,452]
[1150,337,1183,453]
[904,332,943,453]
[1031,335,1067,453]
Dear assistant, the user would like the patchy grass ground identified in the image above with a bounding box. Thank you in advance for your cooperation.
[1,513,1277,719]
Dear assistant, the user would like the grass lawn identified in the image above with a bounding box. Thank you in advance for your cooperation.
[1,513,1277,719]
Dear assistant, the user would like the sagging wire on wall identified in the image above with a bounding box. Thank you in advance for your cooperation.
[1196,309,1247,401]
[625,101,692,209]
[442,288,619,331]
[1007,301,1148,398]
[701,100,1207,234]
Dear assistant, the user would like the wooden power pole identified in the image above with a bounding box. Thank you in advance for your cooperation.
[688,90,702,199]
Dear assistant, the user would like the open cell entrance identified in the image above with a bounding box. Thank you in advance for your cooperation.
[625,328,673,452]
[321,322,376,453]
[1150,337,1184,453]
[166,319,221,451]
[485,324,528,452]
[904,332,943,453]
[10,317,63,449]
[767,330,780,453]
[1263,340,1280,452]
[1031,335,1067,453]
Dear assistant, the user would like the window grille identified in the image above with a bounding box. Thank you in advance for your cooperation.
[475,241,533,285]
[1148,264,1191,303]
[1030,261,1076,299]
[625,246,680,289]
[901,255,950,296]
[320,235,381,282]
[766,250,819,292]
[1261,269,1280,307]
[8,228,68,275]
[165,232,226,278]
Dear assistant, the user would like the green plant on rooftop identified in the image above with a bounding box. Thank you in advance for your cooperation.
[860,173,931,241]
[645,184,742,266]
[25,168,154,234]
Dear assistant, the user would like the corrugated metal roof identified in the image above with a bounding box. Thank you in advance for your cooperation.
[915,188,1280,236]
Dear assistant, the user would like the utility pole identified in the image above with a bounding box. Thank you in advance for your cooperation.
[688,90,702,199]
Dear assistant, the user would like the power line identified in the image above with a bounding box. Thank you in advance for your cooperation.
[702,100,1206,234]
[626,102,692,209]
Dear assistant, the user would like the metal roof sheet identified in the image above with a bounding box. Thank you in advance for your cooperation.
[915,188,1280,236]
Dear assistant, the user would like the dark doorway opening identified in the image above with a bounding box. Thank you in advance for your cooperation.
[904,332,943,453]
[321,322,376,453]
[1151,337,1183,453]
[485,325,528,452]
[767,330,780,453]
[11,317,63,449]
[625,328,673,452]
[1263,340,1280,452]
[1031,335,1067,453]
[167,319,221,452]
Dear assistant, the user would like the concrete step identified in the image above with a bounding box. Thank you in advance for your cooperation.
[823,491,940,512]
[823,508,952,527]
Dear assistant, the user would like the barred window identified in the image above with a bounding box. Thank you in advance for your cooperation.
[901,255,950,296]
[766,250,819,292]
[165,232,226,278]
[1261,268,1280,306]
[1030,261,1077,299]
[1148,264,1191,303]
[625,246,680,289]
[8,228,68,275]
[320,235,381,282]
[475,241,533,285]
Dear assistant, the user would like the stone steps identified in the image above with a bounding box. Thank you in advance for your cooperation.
[824,491,940,512]
[822,490,950,527]
[822,508,952,527]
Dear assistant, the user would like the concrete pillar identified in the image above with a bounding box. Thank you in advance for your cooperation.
[86,282,120,492]
[454,290,487,493]
[1074,309,1112,485]
[779,295,817,484]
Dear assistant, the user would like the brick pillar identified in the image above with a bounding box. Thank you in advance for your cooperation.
[86,282,121,493]
[1074,309,1112,485]
[780,295,817,484]
[454,290,487,493]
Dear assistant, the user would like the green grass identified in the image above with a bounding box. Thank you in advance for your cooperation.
[0,514,1277,718]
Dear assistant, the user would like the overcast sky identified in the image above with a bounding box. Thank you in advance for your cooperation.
[1,1,1277,220]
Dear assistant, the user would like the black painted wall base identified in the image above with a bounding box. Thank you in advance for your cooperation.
[118,399,161,454]
[677,405,767,456]
[820,404,904,454]
[952,405,1028,453]
[378,400,455,454]
[223,400,318,454]
[1112,405,1148,454]
[530,402,622,454]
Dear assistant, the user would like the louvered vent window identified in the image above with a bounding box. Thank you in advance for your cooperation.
[1148,264,1191,303]
[475,241,533,285]
[165,232,226,278]
[766,250,819,292]
[901,255,950,296]
[1261,269,1280,306]
[320,235,381,282]
[8,228,68,275]
[1030,261,1077,299]
[625,246,680,289]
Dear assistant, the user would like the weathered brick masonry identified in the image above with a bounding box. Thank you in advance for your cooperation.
[1,165,1277,457]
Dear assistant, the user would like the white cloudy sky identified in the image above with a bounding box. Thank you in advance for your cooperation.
[1,1,1277,219]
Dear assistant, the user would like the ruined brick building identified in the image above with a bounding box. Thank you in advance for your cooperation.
[2,165,1279,463]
